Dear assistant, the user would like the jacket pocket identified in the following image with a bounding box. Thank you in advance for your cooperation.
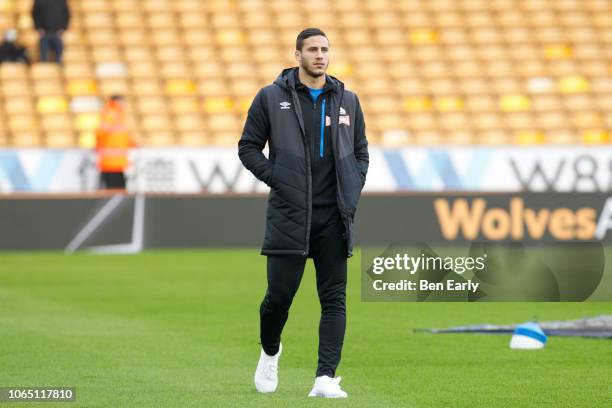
[351,155,365,188]
[341,213,355,257]
[266,160,278,189]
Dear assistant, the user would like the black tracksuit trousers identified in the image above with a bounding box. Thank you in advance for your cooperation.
[259,208,347,377]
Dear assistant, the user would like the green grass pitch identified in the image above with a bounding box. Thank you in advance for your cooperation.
[0,250,610,407]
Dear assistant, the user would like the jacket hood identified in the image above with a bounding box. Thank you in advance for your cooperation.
[273,67,343,94]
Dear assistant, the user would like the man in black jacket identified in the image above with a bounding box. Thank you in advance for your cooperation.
[31,0,70,63]
[0,29,30,64]
[239,28,368,398]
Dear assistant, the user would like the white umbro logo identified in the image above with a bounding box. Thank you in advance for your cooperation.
[339,106,346,115]
[279,101,291,110]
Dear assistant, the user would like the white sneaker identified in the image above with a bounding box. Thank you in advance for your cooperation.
[308,375,348,398]
[254,343,282,393]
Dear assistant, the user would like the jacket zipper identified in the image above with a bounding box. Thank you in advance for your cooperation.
[320,98,326,158]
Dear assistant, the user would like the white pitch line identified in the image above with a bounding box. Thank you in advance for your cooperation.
[65,194,125,254]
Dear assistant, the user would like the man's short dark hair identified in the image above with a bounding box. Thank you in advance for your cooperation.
[296,28,328,51]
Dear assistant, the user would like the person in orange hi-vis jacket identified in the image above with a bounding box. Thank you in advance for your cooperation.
[95,95,138,190]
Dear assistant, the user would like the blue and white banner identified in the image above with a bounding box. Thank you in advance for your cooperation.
[1,146,611,193]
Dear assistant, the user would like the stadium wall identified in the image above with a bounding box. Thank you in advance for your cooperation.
[3,146,612,193]
[2,192,612,251]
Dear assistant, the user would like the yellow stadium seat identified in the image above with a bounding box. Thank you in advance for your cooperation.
[37,96,68,114]
[435,96,464,112]
[559,75,590,93]
[403,97,432,112]
[499,94,532,112]
[67,79,98,96]
[228,96,248,113]
[409,29,439,45]
[515,130,546,145]
[75,113,100,132]
[204,97,234,113]
[78,131,97,148]
[327,62,353,78]
[165,79,197,96]
[582,129,610,144]
[544,44,573,59]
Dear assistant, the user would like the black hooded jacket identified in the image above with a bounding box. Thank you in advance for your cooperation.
[32,0,70,33]
[238,67,369,258]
